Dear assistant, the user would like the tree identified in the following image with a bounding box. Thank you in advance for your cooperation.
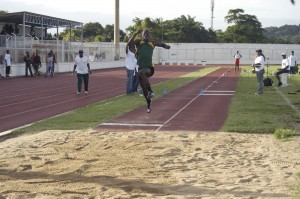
[0,10,8,14]
[125,17,161,42]
[222,9,265,43]
[59,22,125,42]
[264,25,300,44]
[166,15,212,43]
[59,27,81,41]
[83,22,104,42]
[125,15,214,43]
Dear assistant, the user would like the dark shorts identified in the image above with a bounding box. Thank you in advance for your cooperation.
[150,66,154,77]
[138,66,155,77]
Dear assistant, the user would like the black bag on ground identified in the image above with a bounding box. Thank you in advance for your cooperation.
[263,77,273,86]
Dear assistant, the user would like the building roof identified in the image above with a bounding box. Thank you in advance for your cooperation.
[0,11,83,28]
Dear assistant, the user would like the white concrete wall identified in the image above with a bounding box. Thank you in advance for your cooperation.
[155,43,300,65]
[2,42,300,77]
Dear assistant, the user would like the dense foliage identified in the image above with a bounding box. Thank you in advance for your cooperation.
[1,9,299,44]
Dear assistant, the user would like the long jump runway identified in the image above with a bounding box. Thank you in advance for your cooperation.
[0,65,202,134]
[96,67,240,132]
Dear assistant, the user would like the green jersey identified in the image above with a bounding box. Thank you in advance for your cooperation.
[136,40,155,69]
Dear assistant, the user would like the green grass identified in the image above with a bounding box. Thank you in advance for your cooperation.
[221,65,300,134]
[10,67,218,136]
[291,172,300,198]
[274,128,300,140]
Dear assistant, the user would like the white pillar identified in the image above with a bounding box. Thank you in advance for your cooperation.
[114,0,120,60]
[114,0,120,45]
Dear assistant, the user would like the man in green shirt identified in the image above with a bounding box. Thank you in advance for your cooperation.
[128,29,170,113]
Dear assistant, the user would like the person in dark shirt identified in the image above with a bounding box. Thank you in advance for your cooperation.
[33,51,42,77]
[129,29,170,113]
[24,51,33,77]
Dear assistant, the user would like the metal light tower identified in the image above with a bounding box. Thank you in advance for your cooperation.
[210,0,215,29]
[114,0,120,45]
[114,0,120,60]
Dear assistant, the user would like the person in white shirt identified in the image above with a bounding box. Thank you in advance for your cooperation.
[45,52,54,77]
[73,50,91,95]
[4,50,12,77]
[253,49,265,95]
[125,42,139,95]
[233,50,242,73]
[288,50,297,74]
[275,53,290,87]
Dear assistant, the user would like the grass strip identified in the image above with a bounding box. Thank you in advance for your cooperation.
[221,65,300,134]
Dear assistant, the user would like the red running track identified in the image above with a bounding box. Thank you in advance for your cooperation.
[96,67,240,132]
[0,65,202,134]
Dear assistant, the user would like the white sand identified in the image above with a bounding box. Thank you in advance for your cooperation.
[0,130,299,199]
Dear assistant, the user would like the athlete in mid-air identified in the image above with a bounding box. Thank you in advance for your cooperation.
[127,29,170,113]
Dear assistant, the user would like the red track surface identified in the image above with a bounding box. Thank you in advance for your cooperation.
[0,65,202,134]
[96,67,240,132]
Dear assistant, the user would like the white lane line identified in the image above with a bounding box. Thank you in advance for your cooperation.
[274,87,300,116]
[101,123,163,127]
[155,68,233,132]
[201,94,233,96]
[0,80,125,107]
[205,91,235,93]
[0,86,124,120]
[0,123,33,137]
[161,97,195,100]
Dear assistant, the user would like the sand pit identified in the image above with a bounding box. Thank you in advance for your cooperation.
[0,130,299,198]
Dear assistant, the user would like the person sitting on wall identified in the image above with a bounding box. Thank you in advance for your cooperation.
[275,53,290,87]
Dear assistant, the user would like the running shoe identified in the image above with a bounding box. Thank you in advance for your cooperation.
[148,91,154,98]
[139,90,144,97]
[147,98,152,113]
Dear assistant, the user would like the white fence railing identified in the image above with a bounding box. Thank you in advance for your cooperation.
[1,35,299,77]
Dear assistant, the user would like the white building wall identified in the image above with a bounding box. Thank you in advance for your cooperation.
[155,43,300,65]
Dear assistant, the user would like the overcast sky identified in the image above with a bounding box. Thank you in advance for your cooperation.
[1,0,299,31]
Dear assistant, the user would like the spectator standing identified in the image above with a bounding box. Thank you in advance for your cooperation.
[45,52,54,77]
[275,53,290,86]
[125,41,139,95]
[233,50,242,73]
[24,51,33,77]
[4,50,12,77]
[288,50,297,74]
[50,50,56,76]
[0,54,3,77]
[73,50,91,95]
[33,51,42,77]
[30,51,36,74]
[252,49,265,95]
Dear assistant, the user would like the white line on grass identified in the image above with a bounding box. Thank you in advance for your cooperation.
[155,68,233,132]
[274,87,300,116]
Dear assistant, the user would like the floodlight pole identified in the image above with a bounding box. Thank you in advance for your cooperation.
[161,18,163,42]
[114,0,120,45]
[23,13,25,50]
[114,0,120,60]
[211,0,215,29]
